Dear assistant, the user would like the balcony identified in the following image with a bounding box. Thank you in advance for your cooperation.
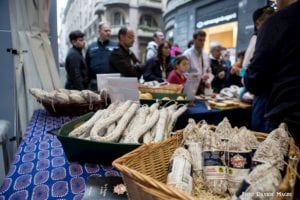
[103,0,129,7]
[94,2,105,15]
[137,25,159,38]
[138,0,162,11]
[137,29,153,39]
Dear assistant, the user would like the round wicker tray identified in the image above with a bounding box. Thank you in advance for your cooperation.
[39,98,111,116]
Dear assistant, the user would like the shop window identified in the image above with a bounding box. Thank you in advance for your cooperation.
[202,21,238,56]
[113,12,125,26]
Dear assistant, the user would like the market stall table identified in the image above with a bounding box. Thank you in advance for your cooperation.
[0,110,121,200]
[0,102,251,199]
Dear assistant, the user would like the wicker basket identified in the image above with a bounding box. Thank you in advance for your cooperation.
[138,83,183,94]
[113,130,300,200]
[40,99,110,116]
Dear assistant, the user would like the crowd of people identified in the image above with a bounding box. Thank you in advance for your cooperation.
[65,24,243,94]
[64,0,300,146]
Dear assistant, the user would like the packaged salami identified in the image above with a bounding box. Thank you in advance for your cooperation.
[167,147,193,195]
[203,129,228,195]
[183,119,207,177]
[234,124,289,199]
[227,127,253,195]
[252,123,289,170]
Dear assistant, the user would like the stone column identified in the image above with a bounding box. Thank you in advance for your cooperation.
[128,0,140,58]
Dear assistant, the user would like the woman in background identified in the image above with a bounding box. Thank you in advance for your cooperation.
[167,55,189,85]
[143,41,172,82]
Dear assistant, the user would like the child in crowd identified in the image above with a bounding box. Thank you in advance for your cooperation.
[167,55,189,85]
[170,43,182,64]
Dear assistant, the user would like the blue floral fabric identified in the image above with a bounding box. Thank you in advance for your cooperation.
[0,110,121,200]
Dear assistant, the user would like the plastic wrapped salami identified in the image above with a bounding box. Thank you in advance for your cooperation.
[233,162,282,200]
[183,119,206,175]
[234,124,289,199]
[227,127,253,195]
[202,118,234,195]
[214,117,234,142]
[167,147,193,195]
[252,123,289,170]
[202,127,228,195]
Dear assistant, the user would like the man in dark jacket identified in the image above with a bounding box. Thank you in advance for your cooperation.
[65,30,89,90]
[109,27,143,78]
[85,22,118,90]
[244,0,300,146]
[209,41,227,93]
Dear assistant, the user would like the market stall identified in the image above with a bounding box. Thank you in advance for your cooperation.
[0,101,252,199]
[0,82,257,199]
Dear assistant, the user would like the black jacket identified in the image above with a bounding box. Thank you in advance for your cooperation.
[143,57,172,82]
[109,44,143,78]
[244,1,300,122]
[210,58,228,92]
[85,39,118,79]
[65,47,88,90]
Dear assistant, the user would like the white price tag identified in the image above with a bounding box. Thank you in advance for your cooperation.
[183,73,201,100]
[107,77,139,102]
[96,73,120,91]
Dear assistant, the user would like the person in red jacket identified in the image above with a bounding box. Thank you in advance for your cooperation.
[167,55,189,85]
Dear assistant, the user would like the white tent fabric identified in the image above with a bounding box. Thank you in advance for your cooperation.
[9,0,61,140]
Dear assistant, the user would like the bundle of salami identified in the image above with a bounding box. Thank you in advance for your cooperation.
[166,118,290,200]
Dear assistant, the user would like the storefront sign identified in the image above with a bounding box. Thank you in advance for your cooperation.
[196,12,237,29]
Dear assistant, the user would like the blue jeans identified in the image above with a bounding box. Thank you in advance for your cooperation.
[251,95,268,132]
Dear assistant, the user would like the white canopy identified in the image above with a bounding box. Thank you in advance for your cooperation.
[9,0,61,138]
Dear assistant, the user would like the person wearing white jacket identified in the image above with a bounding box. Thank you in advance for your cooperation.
[145,31,164,61]
[183,30,214,94]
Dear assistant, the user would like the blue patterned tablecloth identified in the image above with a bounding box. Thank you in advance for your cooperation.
[0,110,121,200]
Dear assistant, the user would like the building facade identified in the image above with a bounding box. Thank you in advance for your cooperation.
[163,0,269,57]
[59,0,163,62]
